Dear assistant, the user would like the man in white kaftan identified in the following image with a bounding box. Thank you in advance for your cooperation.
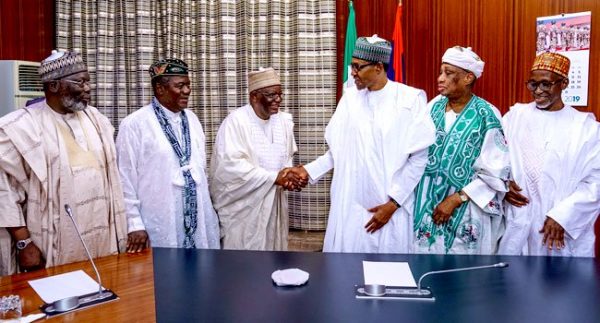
[413,46,510,255]
[293,35,436,253]
[117,59,219,251]
[0,50,127,276]
[210,68,298,251]
[499,52,600,257]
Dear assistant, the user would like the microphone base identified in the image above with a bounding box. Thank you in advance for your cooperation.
[41,289,119,317]
[355,285,435,301]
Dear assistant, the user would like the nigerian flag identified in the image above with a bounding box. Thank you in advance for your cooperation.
[343,1,357,88]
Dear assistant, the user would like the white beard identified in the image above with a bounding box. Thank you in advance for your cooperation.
[61,95,87,112]
[535,100,552,110]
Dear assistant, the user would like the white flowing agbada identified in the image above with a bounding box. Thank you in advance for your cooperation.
[210,105,296,251]
[304,80,436,253]
[499,103,600,257]
[413,95,510,255]
[116,103,220,249]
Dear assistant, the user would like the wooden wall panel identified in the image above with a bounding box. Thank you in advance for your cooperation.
[0,0,55,62]
[404,0,434,96]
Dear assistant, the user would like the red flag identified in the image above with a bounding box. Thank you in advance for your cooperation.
[391,3,404,83]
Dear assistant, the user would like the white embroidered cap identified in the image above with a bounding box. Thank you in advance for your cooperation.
[442,46,485,78]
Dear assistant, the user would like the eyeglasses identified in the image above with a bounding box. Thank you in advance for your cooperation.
[351,62,377,72]
[61,79,91,88]
[259,91,284,100]
[525,79,564,91]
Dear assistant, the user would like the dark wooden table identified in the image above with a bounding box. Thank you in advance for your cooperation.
[153,248,600,323]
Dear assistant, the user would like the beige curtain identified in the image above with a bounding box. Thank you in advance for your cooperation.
[55,0,336,230]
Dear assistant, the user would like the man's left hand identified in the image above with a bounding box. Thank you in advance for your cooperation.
[539,217,565,250]
[127,230,149,253]
[432,193,463,225]
[365,201,398,233]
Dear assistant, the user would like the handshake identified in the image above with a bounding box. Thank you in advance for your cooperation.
[275,165,309,191]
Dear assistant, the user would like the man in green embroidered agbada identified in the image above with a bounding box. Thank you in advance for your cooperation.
[413,46,510,255]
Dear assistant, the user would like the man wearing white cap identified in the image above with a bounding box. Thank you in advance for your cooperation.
[210,67,299,250]
[0,50,127,275]
[499,52,600,257]
[291,35,436,253]
[413,46,509,255]
[116,58,220,252]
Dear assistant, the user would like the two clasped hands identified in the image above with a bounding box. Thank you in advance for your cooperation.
[274,165,399,234]
[275,165,309,191]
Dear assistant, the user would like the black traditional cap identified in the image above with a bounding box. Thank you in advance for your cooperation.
[148,58,189,79]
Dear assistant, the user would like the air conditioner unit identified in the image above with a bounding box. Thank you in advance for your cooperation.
[0,60,44,118]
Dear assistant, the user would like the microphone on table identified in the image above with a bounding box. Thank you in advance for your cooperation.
[357,262,509,301]
[64,204,114,302]
[416,262,509,295]
[42,205,117,314]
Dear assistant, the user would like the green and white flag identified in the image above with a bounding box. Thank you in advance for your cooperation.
[343,1,357,90]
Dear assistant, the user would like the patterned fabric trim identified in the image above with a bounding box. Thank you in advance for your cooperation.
[413,95,502,251]
[152,98,198,248]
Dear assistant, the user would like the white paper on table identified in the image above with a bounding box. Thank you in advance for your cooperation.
[19,313,47,323]
[27,270,104,304]
[362,261,417,287]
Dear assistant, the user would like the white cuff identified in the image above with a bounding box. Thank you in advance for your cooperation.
[462,178,495,210]
[127,214,146,233]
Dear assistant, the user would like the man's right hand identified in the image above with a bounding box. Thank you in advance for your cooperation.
[127,230,149,253]
[275,166,309,191]
[285,166,309,191]
[18,243,46,272]
[504,180,529,207]
[275,168,293,188]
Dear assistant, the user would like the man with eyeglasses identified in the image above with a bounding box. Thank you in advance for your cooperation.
[210,67,301,251]
[290,35,436,253]
[499,52,600,257]
[413,46,509,255]
[0,50,128,275]
[116,59,220,252]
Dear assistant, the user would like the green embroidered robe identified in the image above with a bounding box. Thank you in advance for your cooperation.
[413,95,509,254]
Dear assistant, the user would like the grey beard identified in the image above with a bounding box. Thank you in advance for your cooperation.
[535,101,551,110]
[61,96,87,112]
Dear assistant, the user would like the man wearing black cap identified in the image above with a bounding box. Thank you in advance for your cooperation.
[0,50,127,275]
[116,58,220,252]
[291,35,436,253]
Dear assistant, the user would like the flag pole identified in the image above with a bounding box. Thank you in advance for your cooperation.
[342,0,357,87]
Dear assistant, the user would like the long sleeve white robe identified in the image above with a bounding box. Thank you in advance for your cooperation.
[305,80,436,253]
[499,103,600,257]
[116,104,220,249]
[210,105,296,251]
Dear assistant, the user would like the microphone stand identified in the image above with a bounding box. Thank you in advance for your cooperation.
[64,204,114,303]
[356,262,509,301]
[416,262,509,295]
[40,205,118,315]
